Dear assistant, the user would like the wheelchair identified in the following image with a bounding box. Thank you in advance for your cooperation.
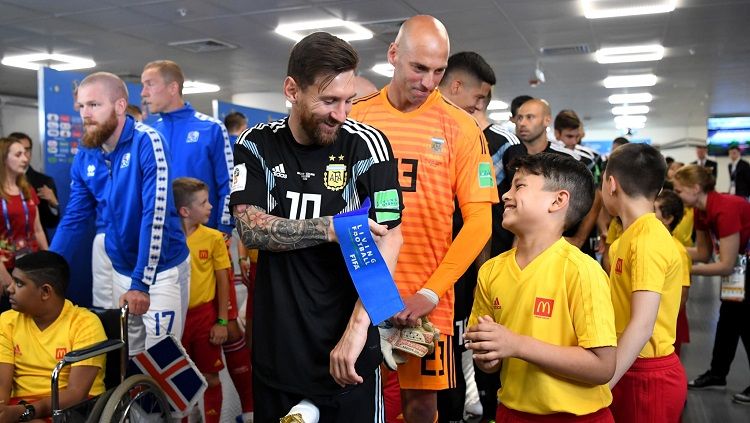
[49,305,172,422]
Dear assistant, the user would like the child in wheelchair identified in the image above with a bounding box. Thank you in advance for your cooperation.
[0,251,106,422]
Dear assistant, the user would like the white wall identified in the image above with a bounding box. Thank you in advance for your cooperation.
[0,95,43,170]
[231,92,287,113]
[585,125,733,192]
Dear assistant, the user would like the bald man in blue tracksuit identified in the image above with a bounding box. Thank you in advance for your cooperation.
[52,72,189,355]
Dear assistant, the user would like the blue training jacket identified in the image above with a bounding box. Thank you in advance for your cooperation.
[51,116,189,292]
[151,103,233,234]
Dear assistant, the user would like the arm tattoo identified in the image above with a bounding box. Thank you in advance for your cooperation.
[235,205,332,251]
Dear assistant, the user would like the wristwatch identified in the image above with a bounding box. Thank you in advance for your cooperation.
[18,400,35,422]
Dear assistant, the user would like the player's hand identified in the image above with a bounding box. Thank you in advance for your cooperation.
[392,292,437,327]
[120,290,150,315]
[37,185,59,207]
[0,404,24,423]
[465,315,517,366]
[329,324,367,387]
[210,324,228,345]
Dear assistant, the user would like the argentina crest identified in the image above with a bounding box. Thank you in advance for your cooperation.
[324,163,347,191]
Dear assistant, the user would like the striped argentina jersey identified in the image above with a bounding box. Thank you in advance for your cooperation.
[228,117,403,395]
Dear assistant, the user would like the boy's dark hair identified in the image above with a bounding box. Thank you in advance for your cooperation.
[442,52,496,86]
[510,152,595,230]
[173,177,209,209]
[605,143,666,200]
[224,111,247,133]
[554,109,582,132]
[612,137,629,148]
[15,251,69,297]
[655,189,684,233]
[287,32,358,91]
[510,95,533,117]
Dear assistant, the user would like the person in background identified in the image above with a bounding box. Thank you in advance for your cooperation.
[125,104,143,122]
[8,133,59,242]
[654,190,692,356]
[728,143,750,198]
[0,137,48,313]
[673,165,750,404]
[692,145,717,179]
[224,111,248,144]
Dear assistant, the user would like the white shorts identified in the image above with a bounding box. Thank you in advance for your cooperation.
[112,257,191,355]
[91,233,116,308]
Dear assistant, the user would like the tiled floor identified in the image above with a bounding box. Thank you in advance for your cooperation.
[681,275,750,422]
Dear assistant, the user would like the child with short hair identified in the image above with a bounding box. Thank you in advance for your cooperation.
[601,143,685,422]
[655,190,692,356]
[0,251,106,421]
[173,177,230,423]
[466,153,617,422]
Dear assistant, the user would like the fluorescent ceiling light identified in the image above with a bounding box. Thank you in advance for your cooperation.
[275,19,373,42]
[487,100,508,110]
[612,105,650,115]
[595,44,664,64]
[608,93,653,104]
[582,0,677,19]
[183,80,220,94]
[371,63,394,77]
[1,53,96,71]
[489,112,512,121]
[603,74,657,89]
[614,115,647,124]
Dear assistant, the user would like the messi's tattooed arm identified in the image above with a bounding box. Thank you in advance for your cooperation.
[233,204,334,251]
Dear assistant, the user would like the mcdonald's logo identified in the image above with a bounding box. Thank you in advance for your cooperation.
[534,297,554,318]
[55,348,67,360]
[615,258,623,275]
[199,250,209,260]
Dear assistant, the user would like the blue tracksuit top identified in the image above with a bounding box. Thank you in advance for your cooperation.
[151,103,233,234]
[51,116,188,292]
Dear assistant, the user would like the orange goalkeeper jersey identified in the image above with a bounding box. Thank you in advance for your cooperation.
[351,87,498,334]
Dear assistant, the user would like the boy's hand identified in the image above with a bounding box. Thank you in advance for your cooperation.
[210,324,228,345]
[465,315,519,365]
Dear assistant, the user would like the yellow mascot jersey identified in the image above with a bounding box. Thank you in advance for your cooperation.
[470,238,616,415]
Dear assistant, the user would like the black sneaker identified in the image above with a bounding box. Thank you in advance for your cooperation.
[733,385,750,404]
[688,371,726,390]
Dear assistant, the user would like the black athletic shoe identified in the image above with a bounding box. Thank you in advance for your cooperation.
[733,386,750,405]
[688,371,727,390]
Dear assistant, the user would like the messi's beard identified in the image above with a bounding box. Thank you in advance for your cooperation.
[298,102,341,147]
[82,110,118,148]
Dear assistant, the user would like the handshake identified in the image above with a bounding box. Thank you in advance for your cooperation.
[378,319,440,370]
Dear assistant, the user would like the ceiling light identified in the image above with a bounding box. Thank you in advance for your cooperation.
[489,112,512,121]
[275,19,373,42]
[603,74,657,89]
[608,93,653,104]
[487,100,508,110]
[582,0,677,19]
[595,44,664,64]
[183,80,220,94]
[1,53,96,71]
[614,115,647,125]
[612,105,650,115]
[371,63,394,77]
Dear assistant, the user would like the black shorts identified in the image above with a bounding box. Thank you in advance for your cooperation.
[254,367,384,423]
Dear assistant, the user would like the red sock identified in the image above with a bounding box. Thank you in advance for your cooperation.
[204,382,222,423]
[224,338,254,412]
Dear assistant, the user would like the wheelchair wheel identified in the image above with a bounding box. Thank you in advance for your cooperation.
[84,389,113,423]
[98,374,171,422]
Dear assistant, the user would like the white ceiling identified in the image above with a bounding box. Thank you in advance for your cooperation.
[1,0,749,131]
